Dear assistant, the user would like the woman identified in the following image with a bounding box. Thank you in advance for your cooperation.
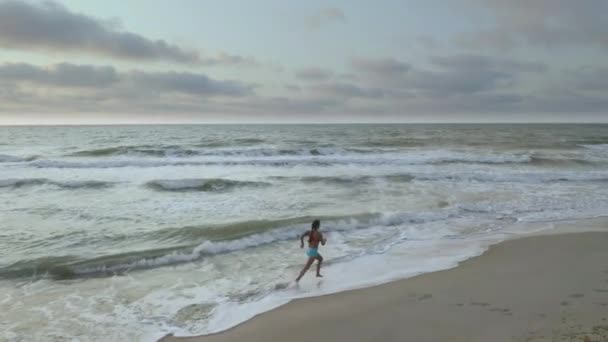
[295,219,327,282]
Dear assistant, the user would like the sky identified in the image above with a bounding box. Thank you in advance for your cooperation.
[0,0,607,124]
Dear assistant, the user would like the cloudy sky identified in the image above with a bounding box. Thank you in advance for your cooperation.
[0,0,607,124]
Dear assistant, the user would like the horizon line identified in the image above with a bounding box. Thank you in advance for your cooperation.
[1,121,608,127]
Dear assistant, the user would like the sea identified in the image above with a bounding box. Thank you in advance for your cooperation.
[1,124,607,341]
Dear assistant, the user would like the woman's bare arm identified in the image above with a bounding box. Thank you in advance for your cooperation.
[300,231,310,248]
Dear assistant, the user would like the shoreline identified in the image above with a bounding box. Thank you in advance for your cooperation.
[161,227,608,342]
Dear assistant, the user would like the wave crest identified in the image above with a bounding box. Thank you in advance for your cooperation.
[68,145,200,158]
[0,178,115,190]
[145,178,270,192]
[0,211,455,280]
[0,154,38,163]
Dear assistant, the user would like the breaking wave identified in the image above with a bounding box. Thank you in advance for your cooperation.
[0,154,38,163]
[0,178,115,190]
[0,211,456,280]
[145,179,270,192]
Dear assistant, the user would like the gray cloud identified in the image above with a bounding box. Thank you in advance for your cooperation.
[0,62,118,87]
[459,0,608,49]
[0,1,238,65]
[294,67,333,81]
[567,66,608,91]
[292,54,561,115]
[402,55,547,97]
[348,57,411,89]
[312,82,384,99]
[351,57,410,75]
[416,35,440,49]
[406,69,512,97]
[200,52,260,67]
[284,83,302,92]
[0,62,253,97]
[129,71,253,97]
[527,91,608,113]
[306,7,346,29]
[215,96,341,116]
[429,55,546,73]
[0,55,605,121]
[348,54,545,97]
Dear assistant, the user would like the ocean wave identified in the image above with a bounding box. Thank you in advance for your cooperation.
[0,255,82,279]
[529,156,593,166]
[193,138,266,148]
[145,179,270,192]
[0,178,115,190]
[580,143,608,150]
[151,215,369,243]
[277,170,608,185]
[0,178,47,188]
[580,144,608,157]
[27,153,526,169]
[62,144,541,163]
[275,174,415,185]
[66,145,379,159]
[233,138,266,145]
[22,147,608,170]
[364,137,429,147]
[0,211,456,280]
[298,175,374,185]
[205,147,325,157]
[206,147,379,157]
[68,145,200,158]
[411,171,608,183]
[0,154,38,163]
[30,159,333,169]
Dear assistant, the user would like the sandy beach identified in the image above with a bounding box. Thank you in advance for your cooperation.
[161,231,608,342]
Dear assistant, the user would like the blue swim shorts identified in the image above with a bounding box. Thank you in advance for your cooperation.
[306,248,319,257]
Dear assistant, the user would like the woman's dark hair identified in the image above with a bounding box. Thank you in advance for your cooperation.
[309,219,320,243]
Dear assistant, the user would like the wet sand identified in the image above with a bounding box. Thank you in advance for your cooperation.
[161,231,608,342]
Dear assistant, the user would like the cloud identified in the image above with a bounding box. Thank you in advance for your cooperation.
[0,62,253,97]
[216,96,341,115]
[351,57,410,75]
[0,55,605,122]
[290,54,561,116]
[406,69,512,97]
[0,62,118,87]
[312,82,384,99]
[0,1,256,65]
[459,0,608,49]
[306,7,346,29]
[284,83,302,92]
[129,71,253,97]
[429,55,546,73]
[348,57,411,88]
[416,35,440,49]
[200,52,259,67]
[294,67,334,81]
[402,55,547,97]
[567,66,608,91]
[347,54,545,97]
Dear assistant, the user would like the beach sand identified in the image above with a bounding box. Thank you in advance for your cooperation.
[161,231,608,342]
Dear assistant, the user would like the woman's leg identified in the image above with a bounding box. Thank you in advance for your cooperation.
[296,257,315,282]
[315,254,323,277]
